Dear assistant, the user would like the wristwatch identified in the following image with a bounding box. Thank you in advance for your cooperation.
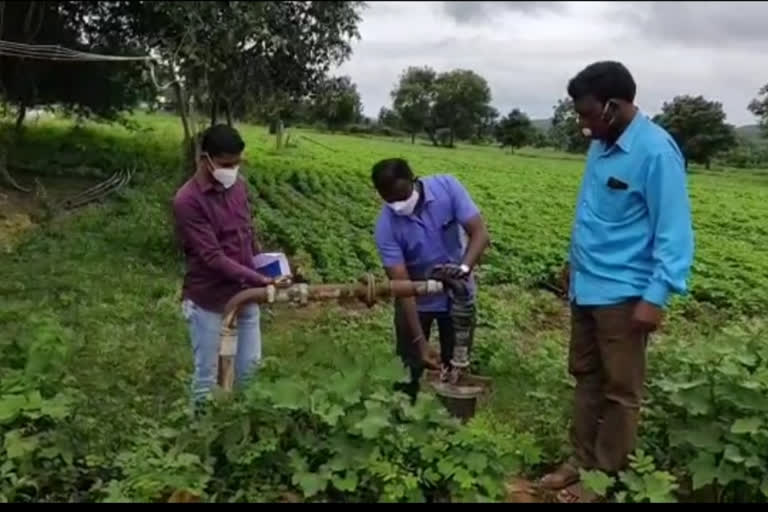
[459,263,471,276]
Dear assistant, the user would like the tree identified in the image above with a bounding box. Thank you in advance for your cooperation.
[391,66,436,144]
[549,98,589,154]
[653,95,736,169]
[309,75,362,131]
[530,129,552,149]
[476,106,499,142]
[748,83,768,137]
[0,2,149,133]
[494,109,535,152]
[431,69,492,148]
[107,1,364,169]
[377,107,400,128]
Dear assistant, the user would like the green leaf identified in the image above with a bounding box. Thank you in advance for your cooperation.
[642,471,679,503]
[270,380,307,410]
[688,453,718,490]
[723,444,745,464]
[293,472,326,498]
[465,452,488,473]
[317,404,345,427]
[331,471,358,492]
[580,469,615,496]
[760,478,768,498]
[24,390,43,410]
[4,430,39,459]
[454,467,475,490]
[0,395,27,424]
[354,411,390,439]
[673,386,712,415]
[437,458,457,477]
[731,417,762,435]
[670,424,723,452]
[715,461,743,487]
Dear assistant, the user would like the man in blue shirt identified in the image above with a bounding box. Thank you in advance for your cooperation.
[372,158,490,402]
[541,61,694,501]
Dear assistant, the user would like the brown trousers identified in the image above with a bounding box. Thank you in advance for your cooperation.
[569,300,648,473]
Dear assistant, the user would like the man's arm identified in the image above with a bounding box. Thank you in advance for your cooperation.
[174,198,272,287]
[461,214,490,270]
[375,218,438,369]
[448,176,490,271]
[635,150,694,330]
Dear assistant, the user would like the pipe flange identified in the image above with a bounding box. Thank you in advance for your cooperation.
[364,273,376,307]
[299,283,309,305]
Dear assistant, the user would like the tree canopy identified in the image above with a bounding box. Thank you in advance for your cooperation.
[494,109,535,152]
[549,98,589,154]
[748,83,768,138]
[654,95,736,169]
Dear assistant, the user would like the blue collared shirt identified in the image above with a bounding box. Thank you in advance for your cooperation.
[374,174,480,312]
[569,112,695,307]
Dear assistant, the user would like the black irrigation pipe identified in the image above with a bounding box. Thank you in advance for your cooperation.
[60,167,134,210]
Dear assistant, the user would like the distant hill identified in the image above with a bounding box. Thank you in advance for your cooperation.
[531,118,552,133]
[529,118,765,144]
[736,124,762,140]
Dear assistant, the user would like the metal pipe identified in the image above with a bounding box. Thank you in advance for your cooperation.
[427,266,476,385]
[216,274,445,390]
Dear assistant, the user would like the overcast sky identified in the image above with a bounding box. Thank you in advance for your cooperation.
[335,1,767,126]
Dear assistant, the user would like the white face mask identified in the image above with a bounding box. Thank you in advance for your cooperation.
[207,155,239,189]
[387,189,420,216]
[212,166,239,189]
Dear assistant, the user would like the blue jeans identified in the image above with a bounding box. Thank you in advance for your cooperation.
[181,299,262,404]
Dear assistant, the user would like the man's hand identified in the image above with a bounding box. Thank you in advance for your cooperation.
[415,335,441,370]
[432,263,469,280]
[273,275,293,288]
[632,301,663,333]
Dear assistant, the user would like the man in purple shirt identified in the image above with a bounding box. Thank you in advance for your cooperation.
[372,158,490,402]
[173,124,275,405]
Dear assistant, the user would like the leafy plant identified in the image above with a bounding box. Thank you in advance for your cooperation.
[581,450,679,503]
[643,320,768,502]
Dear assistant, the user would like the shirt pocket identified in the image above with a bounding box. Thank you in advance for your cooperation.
[587,175,639,222]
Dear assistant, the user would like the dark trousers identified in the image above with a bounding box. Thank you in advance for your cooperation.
[392,301,456,402]
[569,300,648,473]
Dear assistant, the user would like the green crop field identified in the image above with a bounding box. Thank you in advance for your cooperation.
[2,113,768,502]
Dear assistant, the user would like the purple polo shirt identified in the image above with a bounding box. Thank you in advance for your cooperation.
[374,174,480,312]
[172,172,264,313]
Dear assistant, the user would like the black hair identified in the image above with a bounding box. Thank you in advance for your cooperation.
[567,61,636,104]
[371,158,414,191]
[201,124,245,157]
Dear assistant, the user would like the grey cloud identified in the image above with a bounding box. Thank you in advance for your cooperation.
[627,2,768,47]
[442,1,565,24]
[337,1,763,126]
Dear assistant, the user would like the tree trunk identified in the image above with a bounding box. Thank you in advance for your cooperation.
[171,81,196,180]
[14,103,27,136]
[449,128,455,148]
[411,133,415,144]
[224,102,233,127]
[210,99,217,127]
[275,118,284,149]
[426,128,439,147]
[705,159,710,170]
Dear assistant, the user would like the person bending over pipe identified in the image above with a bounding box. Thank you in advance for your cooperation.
[173,124,277,406]
[540,61,694,502]
[371,158,490,403]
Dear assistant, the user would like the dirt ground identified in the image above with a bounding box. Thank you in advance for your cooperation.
[0,173,99,252]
